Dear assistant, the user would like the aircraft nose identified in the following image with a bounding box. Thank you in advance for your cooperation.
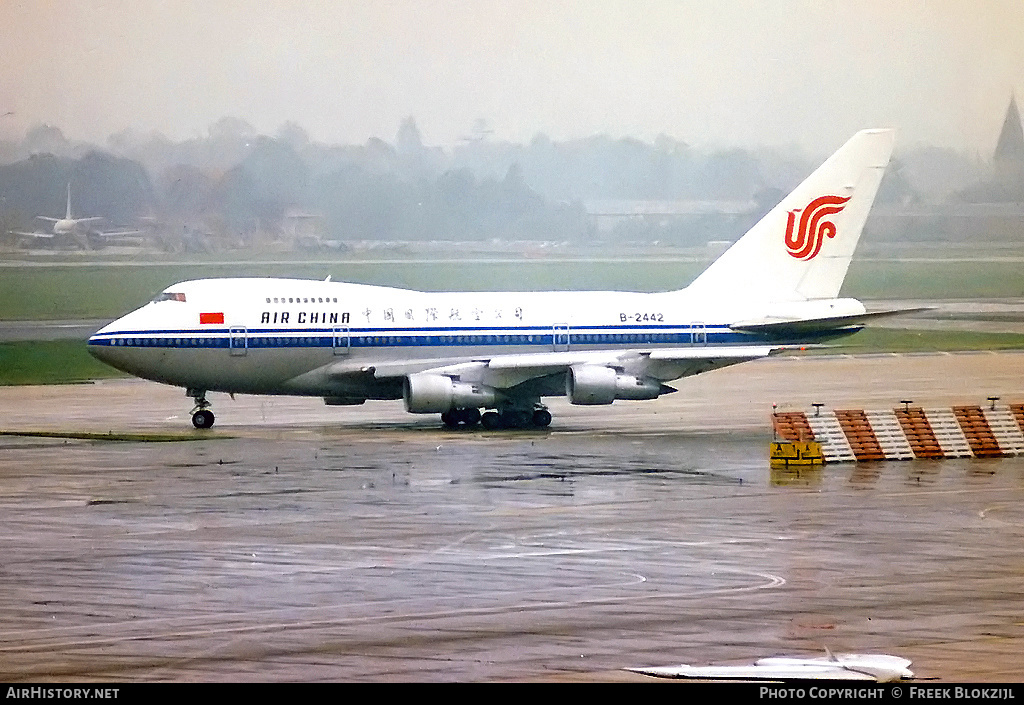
[85,307,174,381]
[87,327,116,364]
[86,314,138,369]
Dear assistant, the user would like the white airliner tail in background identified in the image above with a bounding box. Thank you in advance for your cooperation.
[89,129,896,430]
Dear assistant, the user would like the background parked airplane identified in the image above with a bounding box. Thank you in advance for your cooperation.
[12,183,141,249]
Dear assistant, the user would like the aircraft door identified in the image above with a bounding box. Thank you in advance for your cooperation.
[333,326,351,356]
[690,322,707,346]
[553,324,570,352]
[229,326,248,356]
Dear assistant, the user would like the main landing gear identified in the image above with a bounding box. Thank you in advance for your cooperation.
[483,407,552,430]
[441,407,481,428]
[188,388,215,429]
[442,405,552,430]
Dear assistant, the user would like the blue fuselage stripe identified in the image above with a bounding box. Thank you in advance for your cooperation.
[87,324,756,349]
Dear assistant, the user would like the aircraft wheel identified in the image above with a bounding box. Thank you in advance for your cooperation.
[481,411,503,430]
[532,409,552,428]
[501,410,531,428]
[442,408,482,428]
[192,409,215,429]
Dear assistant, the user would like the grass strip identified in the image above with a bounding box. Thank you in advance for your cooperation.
[0,340,127,385]
[0,430,217,442]
[2,258,1023,321]
[801,327,1024,354]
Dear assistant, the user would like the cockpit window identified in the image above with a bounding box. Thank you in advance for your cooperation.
[152,292,186,303]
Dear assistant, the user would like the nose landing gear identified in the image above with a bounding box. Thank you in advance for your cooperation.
[188,389,215,429]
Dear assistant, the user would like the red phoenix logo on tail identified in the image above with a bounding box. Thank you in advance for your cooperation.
[784,195,851,260]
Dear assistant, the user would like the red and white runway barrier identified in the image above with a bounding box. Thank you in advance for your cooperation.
[772,403,1024,463]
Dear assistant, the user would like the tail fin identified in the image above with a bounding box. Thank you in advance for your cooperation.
[686,129,895,303]
[65,183,73,219]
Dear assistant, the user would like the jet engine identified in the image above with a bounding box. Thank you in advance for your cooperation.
[403,373,497,413]
[565,364,662,405]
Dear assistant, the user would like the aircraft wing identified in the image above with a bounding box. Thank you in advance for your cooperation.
[627,663,880,680]
[627,654,913,682]
[326,345,779,389]
[92,232,145,243]
[12,230,55,239]
[93,228,145,239]
[637,346,779,383]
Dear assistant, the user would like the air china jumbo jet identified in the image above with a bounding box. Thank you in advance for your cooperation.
[88,129,895,430]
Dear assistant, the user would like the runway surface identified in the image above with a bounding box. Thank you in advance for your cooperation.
[0,320,107,342]
[1,352,1023,682]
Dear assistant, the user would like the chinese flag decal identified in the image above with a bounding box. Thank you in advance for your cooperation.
[199,312,225,325]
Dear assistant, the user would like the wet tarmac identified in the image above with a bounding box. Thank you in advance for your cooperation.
[1,352,1023,682]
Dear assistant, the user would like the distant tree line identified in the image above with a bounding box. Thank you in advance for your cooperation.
[0,115,1016,248]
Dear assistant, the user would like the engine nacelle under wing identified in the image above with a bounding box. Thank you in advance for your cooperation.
[565,364,662,405]
[403,373,497,413]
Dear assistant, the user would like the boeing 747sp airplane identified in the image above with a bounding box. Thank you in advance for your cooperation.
[88,129,895,429]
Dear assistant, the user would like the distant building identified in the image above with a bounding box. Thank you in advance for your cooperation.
[993,94,1024,188]
[867,98,1024,243]
[583,199,757,245]
[954,94,1024,207]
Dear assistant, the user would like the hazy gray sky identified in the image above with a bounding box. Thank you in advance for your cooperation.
[1,0,1022,153]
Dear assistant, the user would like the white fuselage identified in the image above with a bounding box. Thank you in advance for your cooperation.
[52,218,78,235]
[88,277,863,399]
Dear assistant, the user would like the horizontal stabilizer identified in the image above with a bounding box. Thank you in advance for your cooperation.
[730,307,932,335]
[36,216,104,224]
